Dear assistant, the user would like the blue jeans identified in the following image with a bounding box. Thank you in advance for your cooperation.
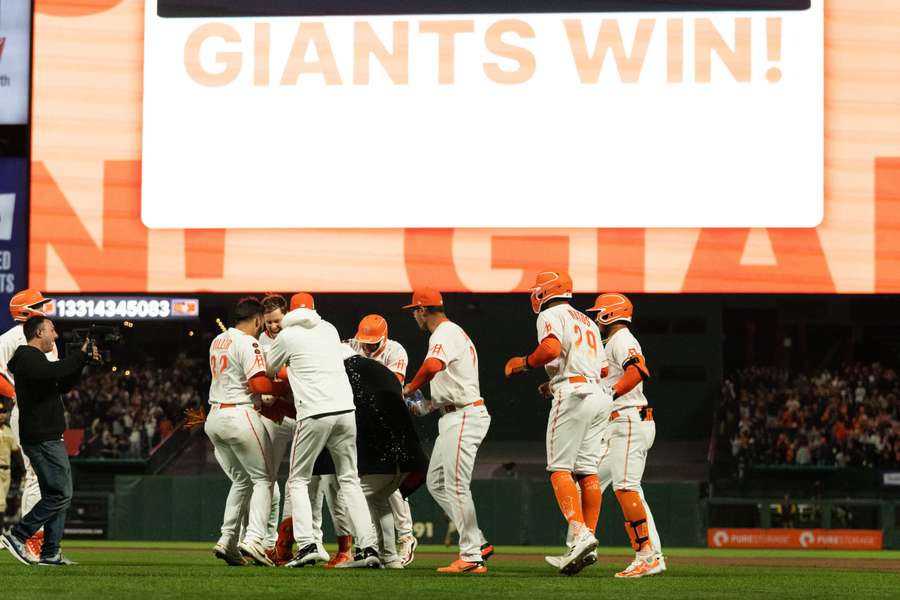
[13,440,73,558]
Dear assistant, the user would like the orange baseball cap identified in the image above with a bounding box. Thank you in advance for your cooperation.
[403,288,443,309]
[290,292,315,310]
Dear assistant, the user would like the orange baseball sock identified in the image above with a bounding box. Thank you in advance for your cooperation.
[615,489,650,552]
[337,535,353,554]
[275,517,293,548]
[550,471,584,528]
[577,474,601,533]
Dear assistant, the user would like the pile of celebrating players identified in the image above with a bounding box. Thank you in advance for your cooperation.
[183,272,665,576]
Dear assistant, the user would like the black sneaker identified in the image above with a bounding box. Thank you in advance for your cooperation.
[334,546,381,569]
[284,543,321,568]
[38,552,78,566]
[481,542,495,561]
[1,530,36,565]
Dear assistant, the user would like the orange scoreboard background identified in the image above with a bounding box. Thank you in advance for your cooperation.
[29,0,900,294]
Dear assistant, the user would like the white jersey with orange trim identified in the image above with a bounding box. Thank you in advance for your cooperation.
[425,320,481,410]
[603,327,649,410]
[536,303,608,393]
[208,328,266,406]
[347,338,409,380]
[0,324,58,384]
[258,330,276,349]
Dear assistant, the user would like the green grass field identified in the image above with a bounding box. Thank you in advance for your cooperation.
[2,542,899,599]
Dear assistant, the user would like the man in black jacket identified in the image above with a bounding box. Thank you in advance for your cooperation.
[315,355,428,568]
[0,316,96,566]
[271,355,428,567]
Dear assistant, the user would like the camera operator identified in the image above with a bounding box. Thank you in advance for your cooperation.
[0,315,98,566]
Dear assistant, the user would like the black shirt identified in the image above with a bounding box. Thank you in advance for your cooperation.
[313,355,428,485]
[8,346,89,445]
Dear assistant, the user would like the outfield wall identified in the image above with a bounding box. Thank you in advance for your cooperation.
[102,476,704,548]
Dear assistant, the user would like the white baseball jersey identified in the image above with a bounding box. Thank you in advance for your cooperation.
[425,320,481,410]
[258,329,276,349]
[603,327,649,410]
[208,327,266,406]
[265,308,354,420]
[536,303,608,392]
[347,338,408,380]
[0,324,58,383]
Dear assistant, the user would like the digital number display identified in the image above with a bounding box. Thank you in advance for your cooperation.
[44,297,200,321]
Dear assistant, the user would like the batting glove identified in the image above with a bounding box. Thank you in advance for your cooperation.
[504,356,529,377]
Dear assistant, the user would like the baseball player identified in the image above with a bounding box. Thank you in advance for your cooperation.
[401,289,493,574]
[505,271,612,575]
[265,293,379,568]
[206,297,281,567]
[256,294,308,565]
[0,289,58,559]
[586,293,665,577]
[261,295,353,568]
[0,410,22,527]
[346,314,418,566]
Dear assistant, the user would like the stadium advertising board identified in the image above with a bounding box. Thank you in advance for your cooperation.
[29,1,900,293]
[707,528,883,550]
[0,158,28,330]
[0,0,31,124]
[142,1,823,229]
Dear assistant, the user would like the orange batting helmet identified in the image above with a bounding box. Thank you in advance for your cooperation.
[356,314,388,345]
[356,314,388,355]
[10,289,51,322]
[530,271,573,314]
[586,293,633,325]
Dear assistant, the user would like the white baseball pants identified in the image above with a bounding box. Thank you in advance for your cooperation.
[10,405,41,515]
[261,414,296,548]
[545,384,611,474]
[287,411,376,549]
[598,408,662,555]
[388,490,413,538]
[205,404,274,549]
[427,405,490,563]
[360,472,406,563]
[309,473,353,541]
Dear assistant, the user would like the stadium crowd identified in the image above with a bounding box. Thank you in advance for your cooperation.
[63,356,208,459]
[720,362,900,469]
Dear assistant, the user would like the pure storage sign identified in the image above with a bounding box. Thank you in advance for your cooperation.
[142,0,823,229]
[708,528,883,550]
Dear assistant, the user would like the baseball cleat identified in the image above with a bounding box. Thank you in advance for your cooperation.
[546,549,596,574]
[544,555,564,569]
[615,555,661,578]
[398,534,418,567]
[654,554,667,573]
[310,544,331,563]
[335,547,382,569]
[558,529,598,576]
[284,543,324,568]
[324,550,353,568]
[480,542,495,561]
[25,531,44,562]
[239,541,275,567]
[1,529,36,565]
[437,559,487,574]
[213,543,246,566]
[383,560,404,569]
